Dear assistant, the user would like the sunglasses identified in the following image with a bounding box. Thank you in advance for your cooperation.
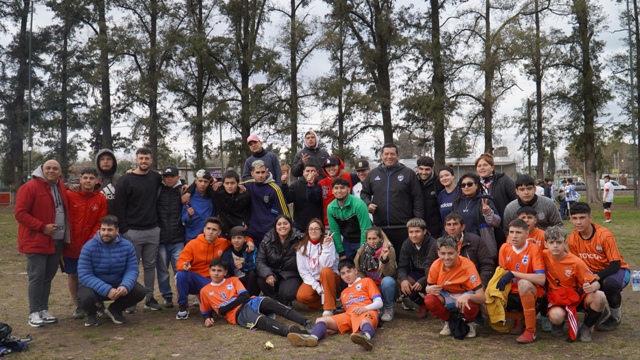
[460,182,475,188]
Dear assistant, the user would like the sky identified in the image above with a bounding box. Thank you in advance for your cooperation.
[0,0,633,167]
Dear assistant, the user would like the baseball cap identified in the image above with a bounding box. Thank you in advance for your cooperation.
[323,156,340,168]
[246,134,261,144]
[196,169,213,181]
[354,159,369,171]
[161,166,179,176]
[229,226,247,237]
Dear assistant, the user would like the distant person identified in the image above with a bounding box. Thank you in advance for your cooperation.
[15,160,69,327]
[558,180,569,219]
[242,134,282,185]
[535,179,545,197]
[417,156,444,237]
[291,130,330,181]
[602,175,614,223]
[361,143,423,260]
[64,167,107,319]
[94,149,122,215]
[565,178,580,209]
[77,215,145,326]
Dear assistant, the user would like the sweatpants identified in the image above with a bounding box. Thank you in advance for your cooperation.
[125,227,160,299]
[26,240,63,314]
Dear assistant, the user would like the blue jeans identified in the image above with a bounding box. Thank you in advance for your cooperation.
[559,200,567,218]
[342,241,361,260]
[176,271,211,306]
[378,276,396,309]
[156,242,184,299]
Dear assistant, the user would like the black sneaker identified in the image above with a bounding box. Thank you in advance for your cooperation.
[176,304,189,320]
[96,302,106,318]
[288,325,307,334]
[85,313,98,327]
[144,297,162,311]
[596,316,621,331]
[125,305,137,314]
[551,323,564,337]
[162,297,174,308]
[105,306,127,324]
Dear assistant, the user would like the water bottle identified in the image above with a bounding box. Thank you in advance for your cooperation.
[633,271,640,292]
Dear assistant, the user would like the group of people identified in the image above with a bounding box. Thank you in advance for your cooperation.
[14,132,630,352]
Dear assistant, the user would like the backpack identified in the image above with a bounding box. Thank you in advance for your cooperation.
[0,323,11,344]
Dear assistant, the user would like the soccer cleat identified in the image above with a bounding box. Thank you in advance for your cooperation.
[401,297,416,311]
[350,333,373,351]
[28,312,45,327]
[516,329,536,344]
[380,307,394,322]
[509,319,525,335]
[125,305,137,314]
[540,316,552,332]
[439,321,451,336]
[288,325,307,334]
[417,305,428,319]
[72,307,85,319]
[578,324,592,343]
[39,310,58,324]
[322,310,334,317]
[287,333,318,347]
[466,323,477,338]
[84,313,98,327]
[596,316,621,331]
[144,297,162,311]
[104,306,127,324]
[604,220,611,223]
[176,304,189,320]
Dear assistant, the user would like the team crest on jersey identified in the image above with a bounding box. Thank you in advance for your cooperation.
[397,174,404,182]
[565,269,572,278]
[595,244,603,253]
[506,256,511,261]
[470,275,477,283]
[444,280,452,285]
[356,283,362,291]
[349,293,354,299]
[374,176,381,181]
[263,195,270,203]
[522,255,529,264]
[226,283,233,290]
[220,292,227,300]
[208,292,214,296]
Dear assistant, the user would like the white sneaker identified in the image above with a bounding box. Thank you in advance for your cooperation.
[39,310,58,324]
[439,321,451,336]
[322,310,334,317]
[380,307,394,322]
[28,312,45,327]
[466,322,477,338]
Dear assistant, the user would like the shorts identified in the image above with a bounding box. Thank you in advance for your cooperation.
[235,296,267,329]
[547,292,588,315]
[332,310,379,334]
[441,290,473,311]
[603,202,612,209]
[61,257,78,275]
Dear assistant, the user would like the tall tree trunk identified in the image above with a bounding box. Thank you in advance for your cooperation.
[98,0,112,150]
[289,0,299,163]
[60,25,70,177]
[148,0,159,169]
[430,0,446,167]
[633,0,640,184]
[194,0,205,170]
[483,0,493,153]
[534,0,544,179]
[575,0,598,203]
[375,0,393,144]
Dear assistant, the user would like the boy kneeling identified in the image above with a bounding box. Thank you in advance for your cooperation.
[200,258,313,335]
[288,259,382,351]
[544,227,607,342]
[424,235,485,339]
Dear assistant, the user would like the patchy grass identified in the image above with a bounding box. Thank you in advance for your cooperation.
[1,200,639,359]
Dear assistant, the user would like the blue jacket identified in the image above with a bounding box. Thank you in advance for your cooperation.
[182,191,215,241]
[78,231,139,297]
[222,243,257,277]
[242,175,290,242]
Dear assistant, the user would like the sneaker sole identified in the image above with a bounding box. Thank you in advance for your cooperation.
[42,319,58,324]
[84,322,99,327]
[287,333,317,347]
[176,313,189,320]
[350,333,373,351]
[28,321,44,328]
[144,306,162,311]
[104,309,125,324]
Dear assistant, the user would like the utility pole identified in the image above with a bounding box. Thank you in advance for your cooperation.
[627,0,639,206]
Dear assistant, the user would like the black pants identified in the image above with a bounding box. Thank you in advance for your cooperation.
[240,270,260,297]
[382,227,408,263]
[257,274,302,305]
[78,283,146,314]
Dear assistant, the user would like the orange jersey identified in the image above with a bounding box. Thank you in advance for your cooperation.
[340,277,382,313]
[199,277,247,324]
[498,241,545,294]
[506,227,546,249]
[567,223,628,273]
[427,256,483,294]
[542,250,596,292]
[177,235,253,278]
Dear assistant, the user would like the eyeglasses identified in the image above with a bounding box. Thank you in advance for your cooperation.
[308,228,322,232]
[460,182,475,188]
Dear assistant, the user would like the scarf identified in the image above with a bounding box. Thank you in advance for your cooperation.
[360,240,383,272]
[480,172,495,190]
[517,194,538,207]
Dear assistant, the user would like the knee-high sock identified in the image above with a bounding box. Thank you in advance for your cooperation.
[584,308,603,328]
[361,322,375,339]
[311,321,327,340]
[259,297,308,325]
[521,293,537,332]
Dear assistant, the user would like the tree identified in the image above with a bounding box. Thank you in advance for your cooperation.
[446,128,472,159]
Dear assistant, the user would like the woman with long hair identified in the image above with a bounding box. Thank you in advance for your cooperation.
[452,173,501,257]
[354,226,397,322]
[295,218,340,316]
[256,215,304,305]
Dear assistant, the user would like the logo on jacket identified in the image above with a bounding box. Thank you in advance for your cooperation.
[263,195,270,203]
[374,176,381,181]
[397,174,404,182]
[595,244,603,253]
[91,204,99,211]
[565,269,572,278]
[470,275,477,283]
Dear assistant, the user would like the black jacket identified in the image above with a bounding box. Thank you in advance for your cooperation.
[156,182,186,244]
[397,234,436,287]
[361,162,424,229]
[282,179,323,231]
[212,187,252,236]
[424,232,495,288]
[255,229,303,281]
[420,173,444,237]
[291,146,330,180]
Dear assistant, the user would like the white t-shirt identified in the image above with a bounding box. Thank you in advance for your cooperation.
[536,186,545,197]
[603,181,614,203]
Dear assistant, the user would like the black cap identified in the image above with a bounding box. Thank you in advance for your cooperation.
[161,166,179,176]
[229,226,247,237]
[323,156,340,168]
[354,159,369,171]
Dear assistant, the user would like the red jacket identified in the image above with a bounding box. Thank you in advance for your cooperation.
[318,156,353,225]
[15,176,70,255]
[64,186,107,258]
